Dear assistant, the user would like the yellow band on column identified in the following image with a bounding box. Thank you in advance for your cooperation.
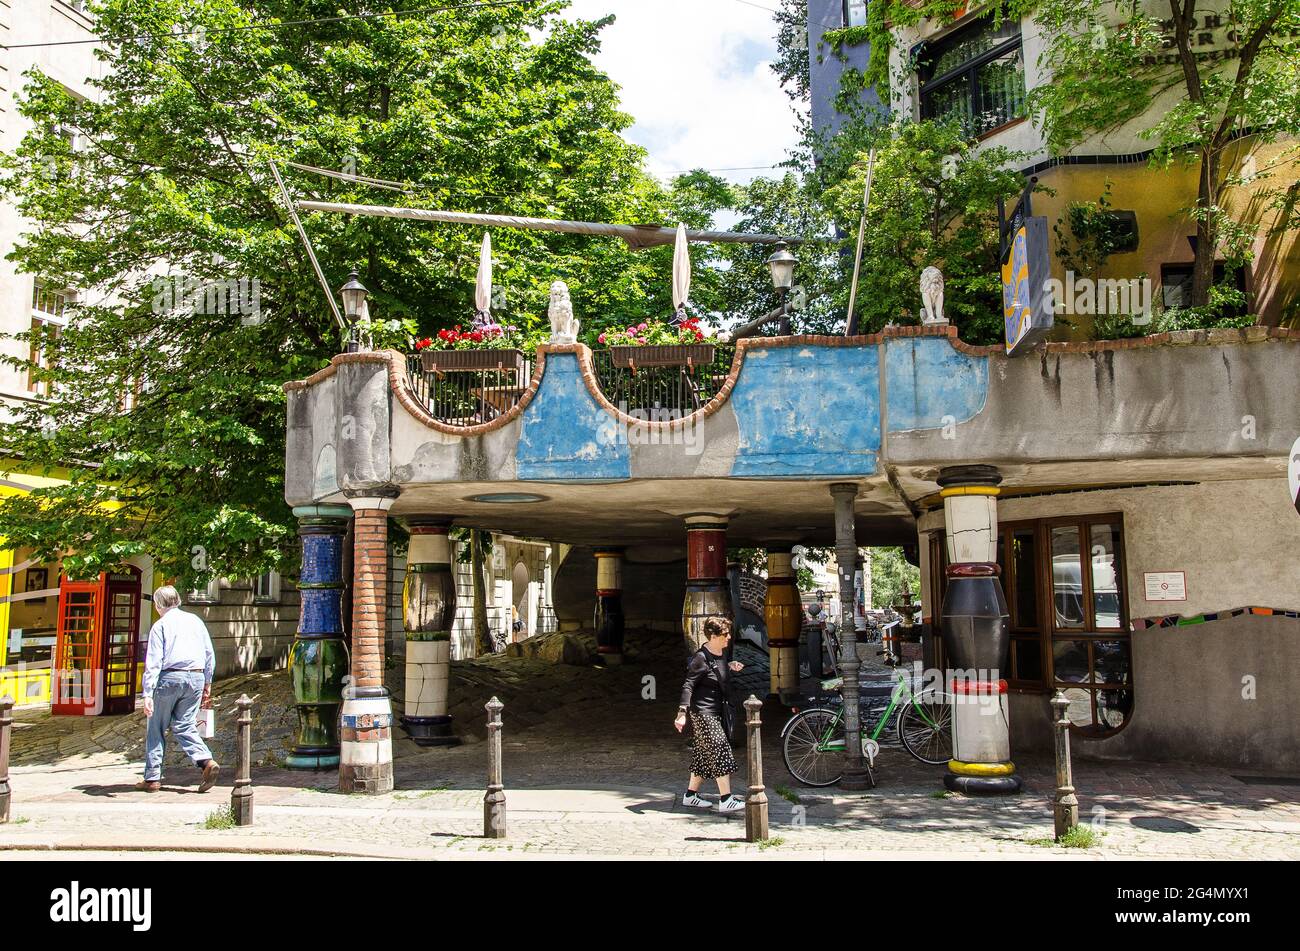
[938,486,1001,498]
[948,759,1016,776]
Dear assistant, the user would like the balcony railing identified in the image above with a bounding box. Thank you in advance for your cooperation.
[591,344,735,419]
[405,353,534,428]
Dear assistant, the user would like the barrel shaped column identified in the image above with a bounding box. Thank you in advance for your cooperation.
[287,505,353,770]
[938,465,1020,795]
[764,548,801,701]
[682,515,733,653]
[401,519,459,746]
[340,490,398,794]
[593,548,626,665]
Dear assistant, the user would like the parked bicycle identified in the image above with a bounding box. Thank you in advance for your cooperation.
[780,668,952,787]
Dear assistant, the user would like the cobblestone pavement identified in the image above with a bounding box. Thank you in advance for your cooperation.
[4,629,1298,860]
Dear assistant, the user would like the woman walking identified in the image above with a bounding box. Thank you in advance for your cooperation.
[674,616,746,813]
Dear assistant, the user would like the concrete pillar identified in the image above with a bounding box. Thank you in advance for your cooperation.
[593,548,626,665]
[287,504,353,770]
[400,519,459,746]
[340,489,398,794]
[682,514,733,653]
[830,483,871,790]
[764,547,801,702]
[938,465,1020,795]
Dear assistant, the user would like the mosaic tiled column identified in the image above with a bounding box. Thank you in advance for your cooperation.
[593,548,626,665]
[401,519,459,746]
[340,489,398,794]
[682,515,733,653]
[938,465,1020,795]
[287,505,353,771]
[764,547,801,701]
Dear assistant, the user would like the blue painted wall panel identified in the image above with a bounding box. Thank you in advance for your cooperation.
[729,345,881,477]
[885,338,989,432]
[516,353,630,481]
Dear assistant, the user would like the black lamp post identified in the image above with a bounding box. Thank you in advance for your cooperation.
[341,270,369,353]
[766,240,796,336]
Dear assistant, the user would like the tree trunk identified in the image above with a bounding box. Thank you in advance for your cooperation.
[1191,147,1220,308]
[471,530,491,655]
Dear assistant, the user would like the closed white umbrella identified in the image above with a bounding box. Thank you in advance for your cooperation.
[671,222,690,322]
[474,232,492,323]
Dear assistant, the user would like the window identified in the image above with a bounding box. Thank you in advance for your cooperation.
[27,285,70,396]
[253,571,280,604]
[186,578,222,604]
[1160,262,1247,313]
[918,14,1026,137]
[844,1,868,27]
[929,513,1132,736]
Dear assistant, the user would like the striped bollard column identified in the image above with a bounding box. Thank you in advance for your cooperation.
[682,514,733,654]
[764,547,801,702]
[593,548,626,666]
[287,504,353,770]
[938,466,1020,795]
[401,519,459,746]
[340,489,398,794]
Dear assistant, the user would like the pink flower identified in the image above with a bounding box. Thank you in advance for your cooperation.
[637,322,647,331]
[598,332,606,344]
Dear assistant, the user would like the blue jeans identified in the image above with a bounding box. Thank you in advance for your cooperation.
[144,671,212,781]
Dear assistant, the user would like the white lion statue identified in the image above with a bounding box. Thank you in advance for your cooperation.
[548,280,579,343]
[920,266,946,325]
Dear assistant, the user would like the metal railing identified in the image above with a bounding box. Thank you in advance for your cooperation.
[405,353,534,427]
[591,345,735,418]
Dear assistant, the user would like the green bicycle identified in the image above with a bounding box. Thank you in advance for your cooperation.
[780,670,953,787]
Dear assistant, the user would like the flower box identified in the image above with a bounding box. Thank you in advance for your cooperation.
[420,348,525,374]
[608,344,715,369]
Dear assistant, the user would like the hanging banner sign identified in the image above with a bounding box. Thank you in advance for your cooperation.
[1289,435,1300,517]
[1001,215,1054,355]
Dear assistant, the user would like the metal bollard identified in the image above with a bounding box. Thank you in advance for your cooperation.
[743,695,769,842]
[483,696,506,839]
[0,696,12,824]
[231,694,254,826]
[1051,690,1079,839]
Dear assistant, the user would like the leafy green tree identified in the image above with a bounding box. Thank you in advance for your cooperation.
[869,547,920,611]
[0,0,704,584]
[1030,0,1300,309]
[823,119,1026,344]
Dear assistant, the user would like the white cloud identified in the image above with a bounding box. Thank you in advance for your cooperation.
[561,0,800,184]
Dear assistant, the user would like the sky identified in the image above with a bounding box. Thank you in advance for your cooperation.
[560,0,802,185]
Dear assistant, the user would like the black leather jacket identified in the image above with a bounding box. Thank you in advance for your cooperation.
[679,646,732,731]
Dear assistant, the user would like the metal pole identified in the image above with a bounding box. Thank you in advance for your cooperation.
[844,147,876,337]
[830,483,872,789]
[484,696,506,839]
[743,695,769,842]
[231,694,254,827]
[777,289,791,337]
[0,696,12,823]
[266,160,347,333]
[1051,690,1079,839]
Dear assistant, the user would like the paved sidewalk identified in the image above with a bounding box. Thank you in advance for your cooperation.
[4,629,1298,860]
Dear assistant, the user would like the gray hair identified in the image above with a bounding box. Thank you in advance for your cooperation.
[153,585,182,611]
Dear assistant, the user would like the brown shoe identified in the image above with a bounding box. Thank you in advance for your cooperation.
[135,780,161,793]
[198,760,221,793]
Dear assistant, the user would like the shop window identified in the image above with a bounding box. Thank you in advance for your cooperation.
[929,514,1132,735]
[844,0,868,27]
[4,548,60,667]
[918,14,1026,137]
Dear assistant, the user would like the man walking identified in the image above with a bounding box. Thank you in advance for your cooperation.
[137,585,220,793]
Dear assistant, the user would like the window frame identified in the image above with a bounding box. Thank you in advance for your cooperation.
[253,570,280,605]
[843,0,868,28]
[917,14,1026,138]
[186,578,222,605]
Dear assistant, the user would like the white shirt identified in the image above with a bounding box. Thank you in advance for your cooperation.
[142,608,215,698]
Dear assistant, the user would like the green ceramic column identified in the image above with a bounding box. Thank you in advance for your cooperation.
[287,504,353,770]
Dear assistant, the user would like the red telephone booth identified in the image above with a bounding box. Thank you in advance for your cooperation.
[51,566,143,716]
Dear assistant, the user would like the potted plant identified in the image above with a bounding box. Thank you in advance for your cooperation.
[415,323,526,374]
[599,317,715,369]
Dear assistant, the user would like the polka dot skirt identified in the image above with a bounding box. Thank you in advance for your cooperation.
[688,711,737,779]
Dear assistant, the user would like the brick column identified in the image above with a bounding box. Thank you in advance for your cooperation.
[341,489,398,794]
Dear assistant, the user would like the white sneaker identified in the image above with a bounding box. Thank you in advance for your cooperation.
[682,791,712,809]
[717,795,745,814]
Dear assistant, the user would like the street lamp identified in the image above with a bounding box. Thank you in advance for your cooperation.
[340,270,369,352]
[766,240,796,335]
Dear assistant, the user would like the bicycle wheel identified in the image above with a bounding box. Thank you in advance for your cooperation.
[897,697,953,766]
[782,708,845,787]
